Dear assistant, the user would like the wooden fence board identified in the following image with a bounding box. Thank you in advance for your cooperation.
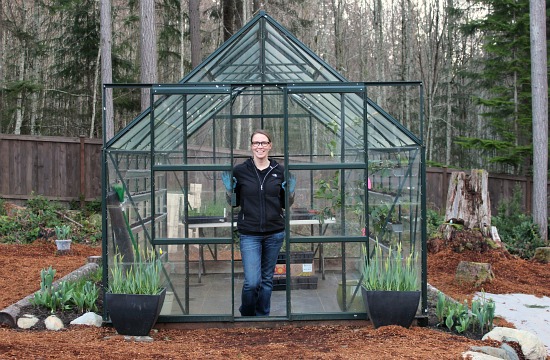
[0,135,547,215]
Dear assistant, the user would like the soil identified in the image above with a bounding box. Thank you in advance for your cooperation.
[1,230,549,359]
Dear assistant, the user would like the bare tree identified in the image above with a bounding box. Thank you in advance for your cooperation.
[13,1,27,135]
[101,0,114,141]
[140,0,158,111]
[189,0,201,68]
[222,0,243,41]
[529,0,548,243]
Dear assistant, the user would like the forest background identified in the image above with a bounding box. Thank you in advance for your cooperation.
[0,0,547,237]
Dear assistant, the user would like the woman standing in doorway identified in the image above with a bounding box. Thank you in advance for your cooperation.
[222,129,295,316]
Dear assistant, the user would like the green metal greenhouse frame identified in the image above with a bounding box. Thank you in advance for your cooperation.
[102,11,427,325]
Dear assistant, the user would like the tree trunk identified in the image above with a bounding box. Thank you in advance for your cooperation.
[14,2,27,135]
[530,0,548,243]
[140,0,157,111]
[443,170,492,239]
[101,0,114,141]
[189,0,201,68]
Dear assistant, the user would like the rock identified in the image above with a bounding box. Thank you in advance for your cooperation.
[483,327,547,360]
[469,346,517,360]
[70,312,103,327]
[124,335,154,342]
[499,343,521,360]
[45,315,64,331]
[532,247,550,264]
[17,314,39,329]
[461,351,502,359]
[455,261,494,287]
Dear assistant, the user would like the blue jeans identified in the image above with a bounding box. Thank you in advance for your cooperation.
[239,231,285,316]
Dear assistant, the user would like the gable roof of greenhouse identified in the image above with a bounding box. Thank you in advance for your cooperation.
[108,11,421,152]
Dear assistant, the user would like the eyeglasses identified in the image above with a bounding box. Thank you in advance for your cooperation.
[251,141,271,147]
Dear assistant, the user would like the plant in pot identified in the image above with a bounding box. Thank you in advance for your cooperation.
[106,246,166,336]
[54,224,72,253]
[360,241,419,328]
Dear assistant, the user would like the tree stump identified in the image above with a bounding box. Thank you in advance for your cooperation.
[533,247,550,263]
[442,169,492,240]
[455,261,494,287]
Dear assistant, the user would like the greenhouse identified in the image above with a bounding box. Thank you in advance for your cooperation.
[101,11,426,324]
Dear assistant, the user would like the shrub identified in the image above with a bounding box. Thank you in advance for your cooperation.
[427,208,444,238]
[492,186,544,259]
[0,195,101,244]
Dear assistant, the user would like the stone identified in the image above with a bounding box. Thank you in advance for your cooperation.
[455,261,494,287]
[499,343,520,360]
[70,312,103,327]
[483,327,547,360]
[532,247,550,264]
[17,314,39,329]
[44,315,64,331]
[461,351,502,359]
[469,346,517,360]
[124,335,154,342]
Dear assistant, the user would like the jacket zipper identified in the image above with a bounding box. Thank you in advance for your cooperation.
[254,163,277,191]
[253,162,278,231]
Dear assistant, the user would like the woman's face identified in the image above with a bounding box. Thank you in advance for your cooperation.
[250,133,272,160]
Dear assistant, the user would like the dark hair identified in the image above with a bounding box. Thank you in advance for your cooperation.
[250,129,272,143]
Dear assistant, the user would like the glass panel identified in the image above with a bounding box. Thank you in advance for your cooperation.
[367,147,421,253]
[366,85,423,141]
[160,243,234,316]
[155,171,232,240]
[288,242,364,314]
[152,92,232,165]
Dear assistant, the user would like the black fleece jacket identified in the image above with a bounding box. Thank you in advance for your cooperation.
[231,158,294,235]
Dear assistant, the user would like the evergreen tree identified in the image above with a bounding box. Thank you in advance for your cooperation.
[456,0,548,175]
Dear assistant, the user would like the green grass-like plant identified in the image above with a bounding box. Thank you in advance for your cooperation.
[361,241,418,291]
[435,290,495,335]
[108,246,163,295]
[55,224,71,239]
[30,265,102,314]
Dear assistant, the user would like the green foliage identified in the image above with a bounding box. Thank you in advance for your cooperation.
[71,280,99,313]
[427,209,444,239]
[471,291,496,334]
[314,171,342,223]
[0,195,101,245]
[84,198,102,214]
[108,246,164,295]
[30,265,101,314]
[55,224,71,239]
[435,290,495,335]
[361,241,419,291]
[0,194,62,243]
[492,186,544,259]
[30,266,56,310]
[188,201,226,217]
[458,0,534,174]
[0,198,6,216]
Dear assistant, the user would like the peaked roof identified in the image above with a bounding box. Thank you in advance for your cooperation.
[108,11,420,152]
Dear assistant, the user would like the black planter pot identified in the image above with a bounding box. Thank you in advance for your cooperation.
[361,288,420,329]
[106,288,166,336]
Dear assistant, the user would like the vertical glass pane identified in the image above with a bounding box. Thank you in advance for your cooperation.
[288,242,364,314]
[160,243,234,316]
[156,170,232,240]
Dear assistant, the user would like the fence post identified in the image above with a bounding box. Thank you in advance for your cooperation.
[525,175,532,214]
[442,167,449,212]
[80,136,86,209]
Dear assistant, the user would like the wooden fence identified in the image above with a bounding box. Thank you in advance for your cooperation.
[0,134,547,214]
[0,134,102,207]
